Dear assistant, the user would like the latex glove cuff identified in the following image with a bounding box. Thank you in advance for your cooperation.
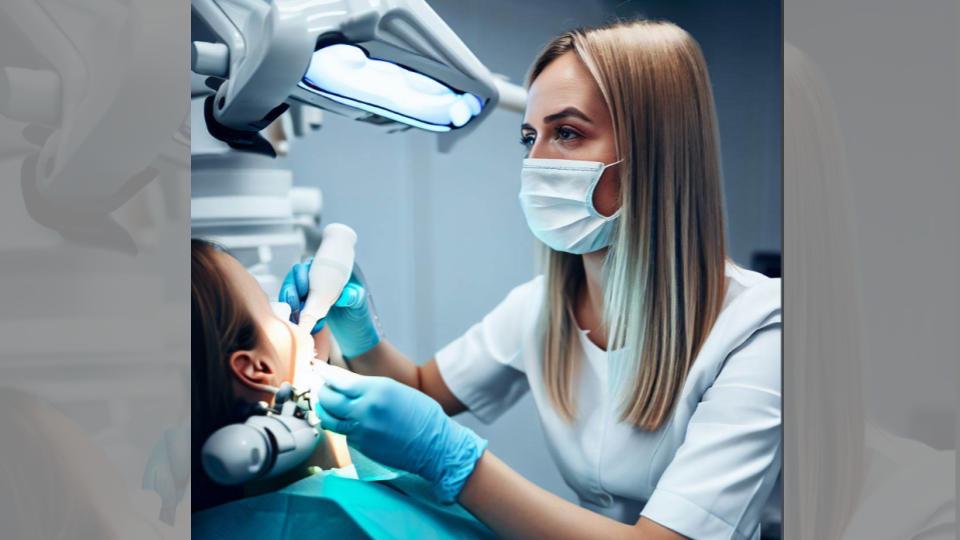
[427,421,488,504]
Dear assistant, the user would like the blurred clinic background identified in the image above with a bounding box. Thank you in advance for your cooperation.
[191,0,782,502]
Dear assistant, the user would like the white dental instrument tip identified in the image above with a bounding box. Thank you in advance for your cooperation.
[299,223,357,333]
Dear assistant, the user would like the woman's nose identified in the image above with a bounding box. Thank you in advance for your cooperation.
[528,139,557,160]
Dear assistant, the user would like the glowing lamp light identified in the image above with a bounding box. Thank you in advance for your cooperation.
[300,44,484,132]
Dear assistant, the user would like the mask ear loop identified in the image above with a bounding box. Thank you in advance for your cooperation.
[585,159,624,220]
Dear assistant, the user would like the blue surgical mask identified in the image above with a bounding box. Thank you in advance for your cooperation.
[518,158,622,254]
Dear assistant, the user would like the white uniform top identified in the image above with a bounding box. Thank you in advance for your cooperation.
[436,263,782,540]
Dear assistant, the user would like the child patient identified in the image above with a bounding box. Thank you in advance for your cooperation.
[191,238,344,512]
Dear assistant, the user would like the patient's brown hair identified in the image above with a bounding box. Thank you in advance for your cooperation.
[191,239,260,511]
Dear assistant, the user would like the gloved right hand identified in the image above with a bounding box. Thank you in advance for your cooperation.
[279,261,384,358]
[313,364,487,504]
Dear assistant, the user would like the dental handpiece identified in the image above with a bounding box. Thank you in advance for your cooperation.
[298,223,357,333]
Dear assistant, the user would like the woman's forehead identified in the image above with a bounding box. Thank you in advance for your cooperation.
[526,53,606,122]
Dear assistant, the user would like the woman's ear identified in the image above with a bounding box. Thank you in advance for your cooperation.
[228,349,277,390]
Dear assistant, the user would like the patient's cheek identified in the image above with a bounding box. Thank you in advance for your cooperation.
[261,319,295,371]
[290,325,330,390]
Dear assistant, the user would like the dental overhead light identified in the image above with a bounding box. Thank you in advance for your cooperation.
[192,0,501,155]
[300,44,483,132]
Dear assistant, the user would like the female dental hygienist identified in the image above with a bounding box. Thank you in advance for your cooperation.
[282,20,781,540]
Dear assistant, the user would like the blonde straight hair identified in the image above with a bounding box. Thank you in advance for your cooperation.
[531,20,728,430]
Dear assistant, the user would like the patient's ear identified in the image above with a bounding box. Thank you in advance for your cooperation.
[229,350,277,390]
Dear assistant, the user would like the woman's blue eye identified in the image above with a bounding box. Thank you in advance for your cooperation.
[520,134,535,148]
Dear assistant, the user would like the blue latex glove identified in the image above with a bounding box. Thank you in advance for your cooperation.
[278,260,383,358]
[313,365,488,504]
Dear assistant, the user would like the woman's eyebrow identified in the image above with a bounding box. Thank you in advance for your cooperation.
[543,106,592,124]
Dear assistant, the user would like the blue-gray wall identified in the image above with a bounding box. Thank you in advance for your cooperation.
[288,0,781,502]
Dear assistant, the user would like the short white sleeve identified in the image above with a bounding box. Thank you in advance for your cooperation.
[641,323,782,540]
[435,276,544,424]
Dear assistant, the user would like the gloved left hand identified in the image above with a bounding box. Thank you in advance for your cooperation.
[313,364,487,504]
[279,260,383,358]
